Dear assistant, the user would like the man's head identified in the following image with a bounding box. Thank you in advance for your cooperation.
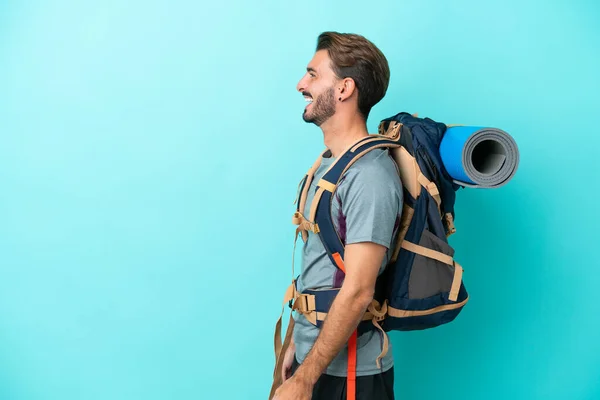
[296,31,390,126]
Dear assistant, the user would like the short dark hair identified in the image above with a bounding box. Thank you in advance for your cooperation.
[316,31,390,120]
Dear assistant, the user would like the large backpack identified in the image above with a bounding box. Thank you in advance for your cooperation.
[269,112,469,400]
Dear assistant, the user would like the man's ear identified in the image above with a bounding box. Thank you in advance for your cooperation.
[338,77,357,102]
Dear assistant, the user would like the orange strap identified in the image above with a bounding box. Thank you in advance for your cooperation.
[331,253,356,400]
[332,252,346,273]
[347,330,357,400]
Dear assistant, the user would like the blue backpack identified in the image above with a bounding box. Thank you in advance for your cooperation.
[270,112,469,400]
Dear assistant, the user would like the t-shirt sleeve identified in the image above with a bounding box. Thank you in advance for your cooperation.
[339,161,402,249]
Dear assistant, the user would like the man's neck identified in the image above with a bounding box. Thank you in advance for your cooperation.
[320,113,369,158]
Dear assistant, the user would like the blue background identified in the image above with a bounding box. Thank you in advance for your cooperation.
[1,1,599,399]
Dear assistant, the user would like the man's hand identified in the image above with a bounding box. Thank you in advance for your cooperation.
[281,341,296,382]
[272,375,312,400]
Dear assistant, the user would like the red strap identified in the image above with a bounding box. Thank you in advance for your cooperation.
[332,252,346,273]
[347,329,357,400]
[331,252,356,400]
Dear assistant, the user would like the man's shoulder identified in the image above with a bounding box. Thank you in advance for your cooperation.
[339,148,401,189]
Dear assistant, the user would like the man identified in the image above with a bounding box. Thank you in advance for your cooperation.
[273,32,403,400]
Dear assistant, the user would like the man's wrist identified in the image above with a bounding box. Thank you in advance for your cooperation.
[294,345,329,386]
[293,363,320,387]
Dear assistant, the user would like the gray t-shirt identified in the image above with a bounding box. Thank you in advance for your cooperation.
[293,147,403,377]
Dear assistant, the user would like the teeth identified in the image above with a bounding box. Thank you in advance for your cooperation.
[304,96,313,103]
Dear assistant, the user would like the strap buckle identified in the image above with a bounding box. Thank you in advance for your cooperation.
[290,293,315,315]
[292,212,320,234]
[367,299,388,322]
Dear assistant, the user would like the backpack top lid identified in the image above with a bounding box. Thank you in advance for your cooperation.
[379,112,462,219]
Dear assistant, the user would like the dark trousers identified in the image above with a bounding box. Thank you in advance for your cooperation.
[290,356,395,400]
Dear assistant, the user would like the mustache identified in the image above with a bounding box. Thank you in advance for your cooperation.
[302,91,312,99]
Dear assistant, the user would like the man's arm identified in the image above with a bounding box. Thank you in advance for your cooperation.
[292,241,387,386]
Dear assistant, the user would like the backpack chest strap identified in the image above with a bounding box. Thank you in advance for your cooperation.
[294,135,400,243]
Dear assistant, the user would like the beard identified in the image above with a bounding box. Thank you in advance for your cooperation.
[303,86,336,126]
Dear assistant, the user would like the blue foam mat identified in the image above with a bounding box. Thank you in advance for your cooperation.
[440,126,519,188]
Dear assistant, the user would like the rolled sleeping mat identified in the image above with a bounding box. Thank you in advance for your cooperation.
[439,126,519,188]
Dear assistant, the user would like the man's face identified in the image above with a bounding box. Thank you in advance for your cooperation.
[296,50,338,126]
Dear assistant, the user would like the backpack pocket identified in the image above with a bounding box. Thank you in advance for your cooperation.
[408,229,456,299]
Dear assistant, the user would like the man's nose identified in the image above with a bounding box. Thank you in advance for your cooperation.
[296,76,307,93]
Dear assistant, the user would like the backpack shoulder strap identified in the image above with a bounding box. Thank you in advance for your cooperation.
[304,135,402,274]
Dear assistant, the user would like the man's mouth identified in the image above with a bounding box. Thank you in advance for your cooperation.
[304,95,313,109]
